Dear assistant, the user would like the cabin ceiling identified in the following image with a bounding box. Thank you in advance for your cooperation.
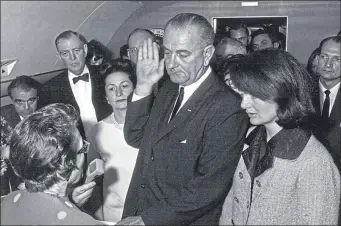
[1,1,171,82]
[1,1,340,101]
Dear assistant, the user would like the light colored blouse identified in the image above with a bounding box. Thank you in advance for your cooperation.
[88,116,138,223]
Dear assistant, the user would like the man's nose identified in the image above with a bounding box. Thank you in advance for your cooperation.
[24,101,30,110]
[167,53,178,69]
[325,58,333,68]
[69,51,76,60]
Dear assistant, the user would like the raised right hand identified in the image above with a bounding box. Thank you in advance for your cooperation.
[135,38,165,96]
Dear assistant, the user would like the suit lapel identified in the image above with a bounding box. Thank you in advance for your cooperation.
[89,66,100,121]
[329,86,340,125]
[59,71,79,112]
[155,73,218,144]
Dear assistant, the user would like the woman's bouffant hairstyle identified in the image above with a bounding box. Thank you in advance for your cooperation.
[306,47,320,78]
[229,48,317,129]
[9,103,80,192]
[100,58,137,87]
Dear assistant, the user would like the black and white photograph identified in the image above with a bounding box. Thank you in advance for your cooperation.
[1,1,340,225]
[213,16,288,52]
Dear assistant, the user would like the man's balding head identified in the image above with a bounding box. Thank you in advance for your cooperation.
[127,29,156,64]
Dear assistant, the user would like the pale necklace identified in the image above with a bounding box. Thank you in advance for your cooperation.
[111,113,124,130]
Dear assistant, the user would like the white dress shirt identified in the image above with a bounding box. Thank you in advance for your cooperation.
[319,81,340,116]
[132,66,212,108]
[68,66,98,139]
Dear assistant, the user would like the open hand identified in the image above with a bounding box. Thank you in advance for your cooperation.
[135,38,165,96]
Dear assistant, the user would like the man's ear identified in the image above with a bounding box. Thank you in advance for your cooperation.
[56,52,61,59]
[203,45,215,66]
[83,44,88,57]
[273,42,280,49]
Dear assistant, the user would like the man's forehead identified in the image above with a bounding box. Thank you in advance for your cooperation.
[163,26,197,50]
[321,40,340,55]
[253,34,271,43]
[57,35,83,49]
[231,29,248,37]
[11,88,37,98]
[128,31,153,47]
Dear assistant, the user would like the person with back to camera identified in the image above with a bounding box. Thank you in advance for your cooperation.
[0,103,104,225]
[87,58,138,223]
[218,49,340,225]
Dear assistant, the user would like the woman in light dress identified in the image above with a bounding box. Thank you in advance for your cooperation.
[88,58,138,223]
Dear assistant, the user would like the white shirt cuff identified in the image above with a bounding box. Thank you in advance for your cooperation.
[131,89,149,102]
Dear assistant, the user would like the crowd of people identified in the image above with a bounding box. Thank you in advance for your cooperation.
[0,12,340,225]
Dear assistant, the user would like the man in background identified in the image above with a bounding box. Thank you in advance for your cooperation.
[40,30,111,140]
[1,75,41,128]
[313,35,340,171]
[210,37,247,73]
[127,28,156,66]
[127,28,168,91]
[226,23,250,49]
[251,29,280,52]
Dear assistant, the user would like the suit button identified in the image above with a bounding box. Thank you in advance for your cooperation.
[256,180,261,187]
[141,184,146,188]
[151,155,154,161]
[234,197,239,203]
[238,172,243,179]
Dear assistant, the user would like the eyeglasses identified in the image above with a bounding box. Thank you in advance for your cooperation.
[127,47,138,55]
[77,140,90,154]
[14,97,38,106]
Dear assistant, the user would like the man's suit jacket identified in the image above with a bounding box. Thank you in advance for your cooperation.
[39,66,112,139]
[123,72,249,225]
[0,105,21,128]
[312,83,341,171]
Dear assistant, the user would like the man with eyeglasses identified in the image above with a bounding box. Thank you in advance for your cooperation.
[118,13,248,225]
[127,28,169,93]
[1,75,41,128]
[127,28,156,65]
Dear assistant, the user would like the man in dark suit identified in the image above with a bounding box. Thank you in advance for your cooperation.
[1,75,41,128]
[118,13,249,225]
[39,31,111,211]
[313,35,340,171]
[40,30,111,140]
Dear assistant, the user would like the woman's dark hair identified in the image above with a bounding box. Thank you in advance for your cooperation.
[100,58,137,87]
[216,54,246,82]
[306,47,320,78]
[229,48,317,129]
[9,103,80,192]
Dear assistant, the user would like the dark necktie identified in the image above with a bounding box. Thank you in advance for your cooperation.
[170,87,184,121]
[321,90,330,121]
[72,73,89,84]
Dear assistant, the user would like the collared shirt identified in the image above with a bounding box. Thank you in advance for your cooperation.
[319,81,340,116]
[132,66,212,108]
[68,66,97,139]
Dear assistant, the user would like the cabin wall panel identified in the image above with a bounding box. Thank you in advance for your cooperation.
[108,1,340,65]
